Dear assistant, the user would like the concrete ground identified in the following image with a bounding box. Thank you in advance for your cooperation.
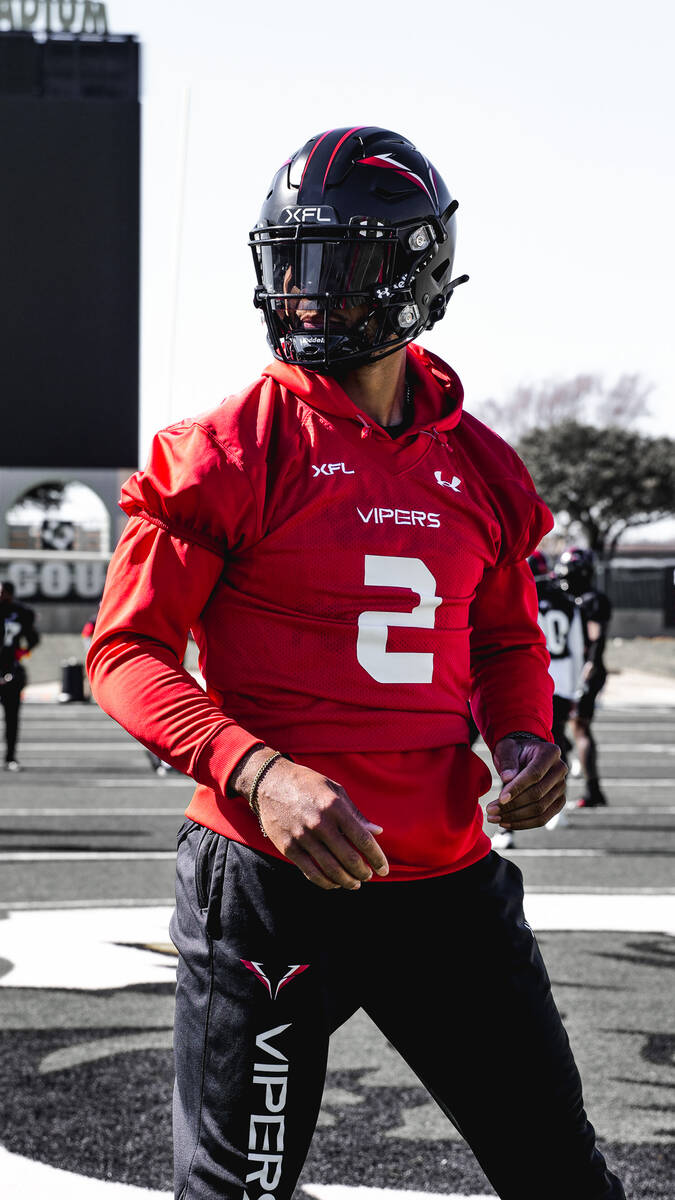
[0,650,673,1198]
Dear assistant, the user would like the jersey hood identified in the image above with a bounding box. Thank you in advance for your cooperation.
[261,343,464,435]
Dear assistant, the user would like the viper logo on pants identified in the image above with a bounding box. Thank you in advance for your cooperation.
[244,1023,292,1199]
[241,959,310,1001]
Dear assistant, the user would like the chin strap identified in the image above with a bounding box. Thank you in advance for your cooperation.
[445,273,470,297]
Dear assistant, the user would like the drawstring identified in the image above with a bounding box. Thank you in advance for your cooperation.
[419,426,452,449]
[356,411,451,447]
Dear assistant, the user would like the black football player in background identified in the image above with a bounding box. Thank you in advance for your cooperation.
[555,547,612,807]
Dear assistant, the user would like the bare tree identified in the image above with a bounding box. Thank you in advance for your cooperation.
[473,374,653,443]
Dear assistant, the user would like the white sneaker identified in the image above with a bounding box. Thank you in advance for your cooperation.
[492,829,515,850]
[5,760,21,772]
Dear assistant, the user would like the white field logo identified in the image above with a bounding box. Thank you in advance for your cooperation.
[357,507,441,528]
[243,1023,292,1200]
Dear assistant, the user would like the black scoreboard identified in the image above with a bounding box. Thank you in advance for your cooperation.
[0,31,140,469]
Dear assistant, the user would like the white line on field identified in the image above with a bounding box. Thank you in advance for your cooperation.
[22,741,675,754]
[566,805,675,813]
[4,806,672,817]
[0,1144,170,1197]
[0,851,176,862]
[1,808,187,817]
[0,1150,497,1200]
[0,898,177,909]
[304,1188,493,1200]
[474,743,675,755]
[19,743,148,751]
[484,779,675,788]
[494,848,604,856]
[3,778,191,786]
[2,888,674,912]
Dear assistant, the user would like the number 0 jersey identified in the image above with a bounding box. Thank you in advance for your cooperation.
[88,344,554,879]
[535,579,585,701]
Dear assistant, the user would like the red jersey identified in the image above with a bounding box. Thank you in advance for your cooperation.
[88,344,553,879]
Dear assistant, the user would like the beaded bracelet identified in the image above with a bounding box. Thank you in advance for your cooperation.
[248,751,283,836]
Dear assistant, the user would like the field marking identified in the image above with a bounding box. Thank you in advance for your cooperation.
[2,808,187,817]
[0,895,673,991]
[5,805,673,817]
[17,743,151,751]
[3,778,192,787]
[6,805,673,818]
[2,843,674,863]
[0,1145,169,1198]
[2,887,675,911]
[567,804,675,812]
[567,723,675,732]
[0,898,177,910]
[485,779,675,788]
[21,742,675,754]
[0,848,611,863]
[495,848,604,856]
[522,892,675,934]
[0,1152,495,1200]
[4,777,673,789]
[304,1189,493,1200]
[0,851,176,862]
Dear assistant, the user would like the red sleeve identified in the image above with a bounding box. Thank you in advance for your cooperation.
[87,421,263,791]
[468,456,554,751]
[469,561,553,752]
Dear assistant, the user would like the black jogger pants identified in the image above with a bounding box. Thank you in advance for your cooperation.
[170,824,625,1200]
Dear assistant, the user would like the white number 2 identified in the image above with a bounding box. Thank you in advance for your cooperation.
[357,555,441,683]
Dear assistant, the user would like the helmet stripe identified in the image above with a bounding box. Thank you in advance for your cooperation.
[321,126,365,194]
[299,130,332,196]
[357,153,435,204]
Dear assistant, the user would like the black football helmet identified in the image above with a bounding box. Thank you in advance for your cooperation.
[554,547,596,595]
[249,126,468,372]
[527,550,551,579]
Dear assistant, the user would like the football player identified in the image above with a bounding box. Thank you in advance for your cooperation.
[493,550,585,847]
[555,546,613,807]
[0,580,40,771]
[88,128,624,1199]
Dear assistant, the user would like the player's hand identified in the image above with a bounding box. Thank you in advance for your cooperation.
[486,738,567,831]
[232,749,389,890]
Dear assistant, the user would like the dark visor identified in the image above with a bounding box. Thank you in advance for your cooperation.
[259,238,398,301]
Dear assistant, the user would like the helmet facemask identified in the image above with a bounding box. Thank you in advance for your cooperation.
[250,212,465,373]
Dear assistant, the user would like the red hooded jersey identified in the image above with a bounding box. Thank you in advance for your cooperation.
[88,344,553,879]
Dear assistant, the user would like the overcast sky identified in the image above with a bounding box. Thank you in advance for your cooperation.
[106,0,674,461]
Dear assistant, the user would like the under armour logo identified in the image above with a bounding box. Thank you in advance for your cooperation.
[434,470,461,491]
[241,960,310,1000]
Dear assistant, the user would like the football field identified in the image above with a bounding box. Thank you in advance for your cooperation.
[0,689,673,1199]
